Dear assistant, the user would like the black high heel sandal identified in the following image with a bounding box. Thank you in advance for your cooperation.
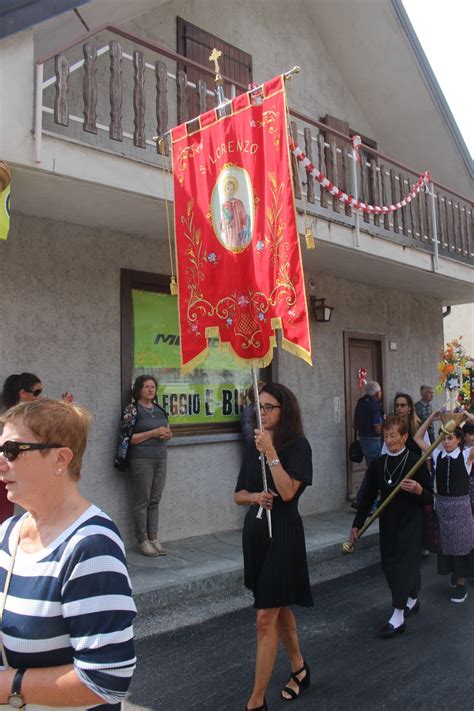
[280,660,310,701]
[245,698,268,710]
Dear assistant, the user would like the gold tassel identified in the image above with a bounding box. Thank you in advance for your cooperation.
[170,276,178,296]
[305,226,315,249]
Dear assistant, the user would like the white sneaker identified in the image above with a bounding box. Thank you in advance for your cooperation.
[150,540,167,556]
[136,540,159,557]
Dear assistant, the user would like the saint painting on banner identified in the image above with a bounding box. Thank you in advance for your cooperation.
[212,166,254,252]
[171,74,312,371]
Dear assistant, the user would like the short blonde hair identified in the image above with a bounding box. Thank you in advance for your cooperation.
[1,399,92,480]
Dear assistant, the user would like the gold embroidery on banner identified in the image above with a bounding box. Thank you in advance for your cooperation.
[216,291,269,351]
[251,110,280,148]
[265,172,297,310]
[181,171,299,353]
[181,199,213,337]
[176,143,203,184]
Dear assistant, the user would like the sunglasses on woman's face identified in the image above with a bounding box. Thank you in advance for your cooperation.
[27,388,43,397]
[0,441,63,462]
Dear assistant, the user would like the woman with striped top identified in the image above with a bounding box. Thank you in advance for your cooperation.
[0,398,136,708]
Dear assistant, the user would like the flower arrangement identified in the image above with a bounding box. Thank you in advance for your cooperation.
[436,337,472,410]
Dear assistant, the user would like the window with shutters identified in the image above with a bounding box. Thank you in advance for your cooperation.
[177,17,252,118]
[320,114,378,215]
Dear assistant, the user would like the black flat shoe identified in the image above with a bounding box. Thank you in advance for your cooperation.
[280,659,310,701]
[404,600,420,617]
[246,699,267,710]
[378,622,406,639]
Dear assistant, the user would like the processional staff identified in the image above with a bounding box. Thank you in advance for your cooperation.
[342,416,462,553]
[208,48,273,535]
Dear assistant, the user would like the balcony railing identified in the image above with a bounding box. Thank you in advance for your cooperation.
[34,24,473,266]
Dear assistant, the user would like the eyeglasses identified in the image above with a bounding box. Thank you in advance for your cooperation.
[0,441,63,462]
[27,388,43,397]
[259,403,281,413]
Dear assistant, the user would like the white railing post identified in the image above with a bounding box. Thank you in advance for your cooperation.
[429,181,439,272]
[350,151,360,247]
[34,63,44,164]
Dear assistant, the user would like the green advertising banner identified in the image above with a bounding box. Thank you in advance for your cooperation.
[132,290,251,425]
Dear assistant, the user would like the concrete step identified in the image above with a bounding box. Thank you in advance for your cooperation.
[128,507,379,639]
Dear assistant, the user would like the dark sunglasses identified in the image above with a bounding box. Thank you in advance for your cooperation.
[27,388,43,397]
[0,441,63,462]
[259,403,281,413]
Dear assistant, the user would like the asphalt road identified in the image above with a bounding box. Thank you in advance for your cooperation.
[125,557,474,711]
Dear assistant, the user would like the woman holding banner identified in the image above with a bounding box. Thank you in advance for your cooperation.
[234,383,313,710]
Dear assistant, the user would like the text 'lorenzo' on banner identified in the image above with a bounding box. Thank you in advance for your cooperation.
[170,74,312,372]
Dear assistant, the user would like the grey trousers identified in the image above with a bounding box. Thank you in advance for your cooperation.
[129,454,167,543]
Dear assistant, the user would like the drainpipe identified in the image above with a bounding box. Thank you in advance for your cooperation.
[34,63,43,164]
[350,152,360,247]
[442,306,451,318]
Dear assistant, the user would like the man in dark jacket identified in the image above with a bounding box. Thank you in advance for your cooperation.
[353,381,384,508]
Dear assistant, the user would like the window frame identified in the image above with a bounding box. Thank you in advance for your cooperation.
[120,268,271,437]
[176,16,252,116]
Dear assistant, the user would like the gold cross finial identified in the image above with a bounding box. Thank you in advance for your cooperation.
[209,47,223,85]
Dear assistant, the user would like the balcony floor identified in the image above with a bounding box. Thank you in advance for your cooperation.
[11,162,474,306]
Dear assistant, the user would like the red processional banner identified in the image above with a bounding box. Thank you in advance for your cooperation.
[171,75,312,371]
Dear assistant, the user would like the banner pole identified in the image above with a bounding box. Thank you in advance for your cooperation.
[208,47,272,537]
[341,416,462,553]
[252,366,272,537]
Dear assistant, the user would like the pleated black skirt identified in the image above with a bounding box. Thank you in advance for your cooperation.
[242,505,313,609]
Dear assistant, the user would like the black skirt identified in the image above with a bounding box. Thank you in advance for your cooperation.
[242,504,313,609]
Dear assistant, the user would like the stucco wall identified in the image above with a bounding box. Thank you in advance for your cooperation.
[279,271,444,516]
[0,213,443,544]
[123,0,377,140]
[443,304,474,355]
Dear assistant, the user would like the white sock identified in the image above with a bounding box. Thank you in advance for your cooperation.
[406,597,417,610]
[388,608,405,628]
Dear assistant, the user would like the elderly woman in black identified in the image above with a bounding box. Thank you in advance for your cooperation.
[350,416,432,638]
[120,375,172,557]
[235,383,313,711]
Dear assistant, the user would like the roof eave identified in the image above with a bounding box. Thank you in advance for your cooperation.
[391,0,473,181]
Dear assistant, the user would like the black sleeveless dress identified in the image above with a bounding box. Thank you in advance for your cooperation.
[235,437,313,609]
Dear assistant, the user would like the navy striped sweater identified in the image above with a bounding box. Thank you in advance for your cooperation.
[0,505,137,708]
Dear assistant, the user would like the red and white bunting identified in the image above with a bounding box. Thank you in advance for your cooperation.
[290,140,430,215]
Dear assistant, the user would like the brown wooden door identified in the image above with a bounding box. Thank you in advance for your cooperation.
[343,332,385,498]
